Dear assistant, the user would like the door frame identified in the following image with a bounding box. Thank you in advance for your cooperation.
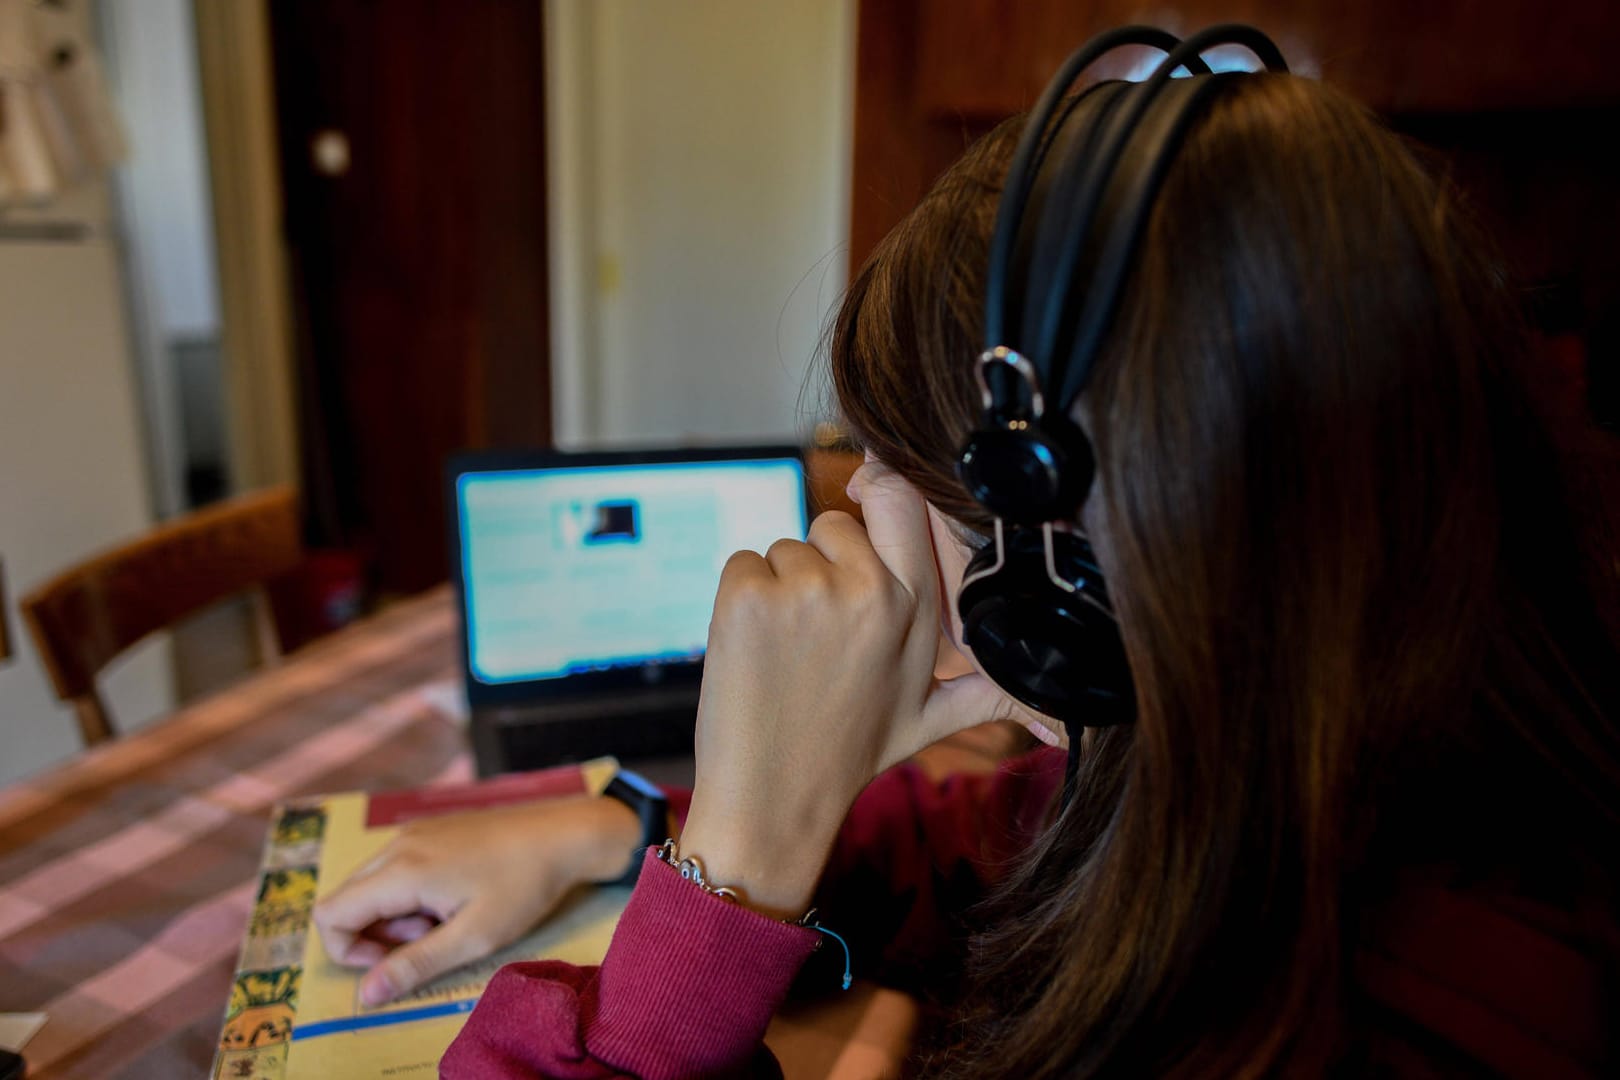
[192,0,300,494]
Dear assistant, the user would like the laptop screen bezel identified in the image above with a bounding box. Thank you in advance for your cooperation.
[445,443,810,708]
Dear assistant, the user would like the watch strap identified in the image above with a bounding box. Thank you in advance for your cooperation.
[601,769,669,887]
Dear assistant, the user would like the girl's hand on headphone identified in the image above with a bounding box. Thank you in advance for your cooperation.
[679,460,1013,919]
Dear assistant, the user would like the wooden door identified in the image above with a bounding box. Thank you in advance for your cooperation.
[270,0,551,594]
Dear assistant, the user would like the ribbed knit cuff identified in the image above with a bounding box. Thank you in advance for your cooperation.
[590,848,821,1079]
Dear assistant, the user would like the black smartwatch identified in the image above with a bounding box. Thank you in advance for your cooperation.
[601,769,669,886]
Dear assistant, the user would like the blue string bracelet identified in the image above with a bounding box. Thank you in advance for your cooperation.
[797,909,853,991]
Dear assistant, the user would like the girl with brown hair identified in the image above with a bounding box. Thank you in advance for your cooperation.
[318,27,1619,1078]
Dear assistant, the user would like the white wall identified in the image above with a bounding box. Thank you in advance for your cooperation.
[100,0,219,340]
[97,0,224,518]
[0,183,175,787]
[546,0,855,447]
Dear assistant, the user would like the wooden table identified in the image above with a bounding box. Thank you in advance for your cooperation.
[0,589,915,1078]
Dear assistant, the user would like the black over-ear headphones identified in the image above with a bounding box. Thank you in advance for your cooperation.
[956,25,1288,730]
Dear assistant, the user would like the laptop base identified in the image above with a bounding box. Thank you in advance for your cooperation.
[470,686,699,777]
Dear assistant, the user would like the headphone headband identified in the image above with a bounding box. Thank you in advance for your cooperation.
[984,25,1212,350]
[955,25,1289,732]
[985,24,1289,420]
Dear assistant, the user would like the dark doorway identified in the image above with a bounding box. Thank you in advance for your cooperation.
[270,0,552,595]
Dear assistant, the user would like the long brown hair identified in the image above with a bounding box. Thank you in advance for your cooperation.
[830,74,1620,1077]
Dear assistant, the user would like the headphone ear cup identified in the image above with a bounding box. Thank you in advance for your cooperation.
[956,413,1094,527]
[957,529,1133,725]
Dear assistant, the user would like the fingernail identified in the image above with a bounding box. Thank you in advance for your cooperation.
[360,972,393,1006]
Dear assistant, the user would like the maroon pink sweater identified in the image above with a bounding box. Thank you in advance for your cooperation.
[441,749,1615,1078]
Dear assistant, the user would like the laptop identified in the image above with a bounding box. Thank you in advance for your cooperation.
[446,444,810,776]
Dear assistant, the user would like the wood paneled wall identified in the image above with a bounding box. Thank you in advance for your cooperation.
[850,1,1620,271]
[847,2,1620,424]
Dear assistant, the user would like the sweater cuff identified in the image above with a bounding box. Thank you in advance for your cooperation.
[589,848,821,1078]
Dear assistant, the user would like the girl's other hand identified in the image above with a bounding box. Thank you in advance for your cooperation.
[680,460,1016,919]
[311,795,641,1005]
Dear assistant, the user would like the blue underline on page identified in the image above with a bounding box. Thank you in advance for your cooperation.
[291,998,478,1040]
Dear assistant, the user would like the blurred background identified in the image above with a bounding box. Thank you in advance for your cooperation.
[1,0,1617,784]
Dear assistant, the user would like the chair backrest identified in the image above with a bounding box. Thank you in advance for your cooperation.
[21,486,302,746]
[1,557,13,662]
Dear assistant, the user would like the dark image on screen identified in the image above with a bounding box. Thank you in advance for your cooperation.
[584,500,640,545]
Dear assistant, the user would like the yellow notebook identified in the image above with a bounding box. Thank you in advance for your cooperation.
[213,757,624,1080]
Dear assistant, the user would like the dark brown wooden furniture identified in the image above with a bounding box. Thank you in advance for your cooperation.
[850,0,1620,272]
[20,486,302,747]
[848,2,1620,427]
[807,447,865,522]
[1,558,12,662]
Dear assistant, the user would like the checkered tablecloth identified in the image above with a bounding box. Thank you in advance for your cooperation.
[0,590,469,1079]
[0,587,920,1079]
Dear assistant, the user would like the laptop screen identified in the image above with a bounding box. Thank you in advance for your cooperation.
[455,455,808,685]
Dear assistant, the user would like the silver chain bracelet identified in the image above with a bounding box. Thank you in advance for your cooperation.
[652,838,850,987]
[654,838,742,903]
[654,838,824,925]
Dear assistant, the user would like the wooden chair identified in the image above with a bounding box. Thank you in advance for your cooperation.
[807,446,864,522]
[21,486,302,747]
[1,558,13,662]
